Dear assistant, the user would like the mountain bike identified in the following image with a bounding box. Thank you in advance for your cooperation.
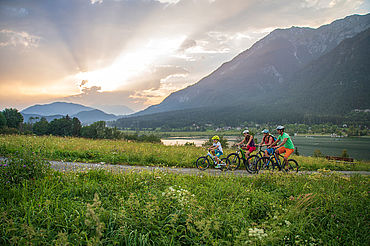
[196,151,230,171]
[256,148,299,173]
[226,145,259,173]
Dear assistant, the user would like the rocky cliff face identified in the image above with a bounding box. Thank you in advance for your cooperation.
[137,14,370,116]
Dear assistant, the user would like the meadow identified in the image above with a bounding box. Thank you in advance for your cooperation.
[0,150,369,245]
[0,135,369,171]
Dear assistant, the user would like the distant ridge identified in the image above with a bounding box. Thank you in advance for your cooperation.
[21,102,122,124]
[22,102,94,116]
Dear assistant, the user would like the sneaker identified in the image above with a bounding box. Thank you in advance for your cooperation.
[214,164,222,169]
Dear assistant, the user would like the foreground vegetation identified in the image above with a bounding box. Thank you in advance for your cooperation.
[0,151,369,245]
[1,135,369,171]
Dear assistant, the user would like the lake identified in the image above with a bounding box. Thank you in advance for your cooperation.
[161,135,370,160]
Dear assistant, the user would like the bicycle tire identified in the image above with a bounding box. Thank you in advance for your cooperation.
[196,156,209,170]
[285,159,299,173]
[245,155,259,174]
[220,157,231,171]
[256,157,275,172]
[226,153,240,171]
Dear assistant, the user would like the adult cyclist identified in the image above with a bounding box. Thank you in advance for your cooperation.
[268,125,295,169]
[237,129,256,158]
[258,129,276,157]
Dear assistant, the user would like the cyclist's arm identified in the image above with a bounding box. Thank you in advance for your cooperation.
[237,137,246,145]
[246,135,253,146]
[269,139,280,148]
[276,138,287,148]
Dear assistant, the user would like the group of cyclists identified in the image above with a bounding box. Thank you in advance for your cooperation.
[209,125,295,169]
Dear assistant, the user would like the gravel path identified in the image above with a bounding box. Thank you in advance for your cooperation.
[2,157,369,176]
[50,160,370,176]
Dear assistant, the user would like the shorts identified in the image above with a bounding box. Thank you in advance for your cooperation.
[266,147,274,155]
[277,146,294,158]
[246,146,256,152]
[215,150,223,158]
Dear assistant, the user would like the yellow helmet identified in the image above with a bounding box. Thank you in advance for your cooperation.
[212,135,220,141]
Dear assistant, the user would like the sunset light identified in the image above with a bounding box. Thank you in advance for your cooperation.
[74,36,186,92]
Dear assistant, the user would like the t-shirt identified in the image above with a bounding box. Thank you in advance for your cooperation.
[213,141,223,153]
[277,133,295,149]
[244,135,255,147]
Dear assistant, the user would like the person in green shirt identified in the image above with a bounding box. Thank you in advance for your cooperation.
[268,125,295,169]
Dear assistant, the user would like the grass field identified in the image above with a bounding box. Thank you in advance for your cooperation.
[0,135,369,171]
[0,156,369,245]
[0,137,369,245]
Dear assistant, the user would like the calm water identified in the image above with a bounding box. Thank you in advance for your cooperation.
[161,135,370,160]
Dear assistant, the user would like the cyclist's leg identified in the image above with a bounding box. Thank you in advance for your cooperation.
[283,149,294,168]
[215,150,222,163]
[276,147,287,169]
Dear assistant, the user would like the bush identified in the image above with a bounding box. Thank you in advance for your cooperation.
[0,151,50,185]
[341,149,349,158]
[313,149,324,158]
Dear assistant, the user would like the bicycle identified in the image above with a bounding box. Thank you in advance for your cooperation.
[226,145,259,173]
[256,148,299,173]
[196,151,230,171]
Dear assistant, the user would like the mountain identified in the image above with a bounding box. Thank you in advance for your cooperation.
[136,14,370,116]
[72,109,120,124]
[21,102,123,124]
[92,105,134,115]
[22,102,94,116]
[113,14,370,128]
[282,27,370,114]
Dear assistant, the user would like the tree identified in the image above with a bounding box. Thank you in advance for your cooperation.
[0,112,6,129]
[33,118,50,135]
[72,117,82,137]
[48,116,73,136]
[2,108,23,129]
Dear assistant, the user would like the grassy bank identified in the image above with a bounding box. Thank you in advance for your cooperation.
[1,161,369,245]
[0,135,369,171]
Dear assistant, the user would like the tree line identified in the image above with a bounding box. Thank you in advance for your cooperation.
[0,108,161,143]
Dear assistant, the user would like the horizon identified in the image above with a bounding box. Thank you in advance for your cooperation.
[1,0,369,114]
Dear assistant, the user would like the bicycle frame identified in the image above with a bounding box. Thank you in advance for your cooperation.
[207,151,219,164]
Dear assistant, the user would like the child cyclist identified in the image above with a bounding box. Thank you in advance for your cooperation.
[237,129,256,158]
[208,135,224,168]
[268,125,295,169]
[258,129,276,157]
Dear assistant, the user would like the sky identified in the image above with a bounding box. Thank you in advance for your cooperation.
[0,0,369,114]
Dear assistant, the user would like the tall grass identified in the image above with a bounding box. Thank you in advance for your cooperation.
[0,135,369,171]
[0,159,369,245]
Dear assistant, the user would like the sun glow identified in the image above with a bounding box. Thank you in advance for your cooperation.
[74,36,186,92]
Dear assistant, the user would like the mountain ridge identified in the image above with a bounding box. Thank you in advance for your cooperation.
[136,13,370,116]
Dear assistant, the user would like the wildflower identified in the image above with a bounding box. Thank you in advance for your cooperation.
[23,165,26,168]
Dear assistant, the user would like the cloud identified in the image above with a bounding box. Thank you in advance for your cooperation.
[91,0,104,4]
[0,29,41,48]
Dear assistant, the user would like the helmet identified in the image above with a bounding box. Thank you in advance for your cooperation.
[261,129,269,134]
[242,129,249,134]
[276,125,285,130]
[212,135,220,140]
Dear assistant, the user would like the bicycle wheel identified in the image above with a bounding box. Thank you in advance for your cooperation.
[256,157,275,172]
[196,156,209,170]
[256,150,264,159]
[245,155,259,174]
[226,153,240,171]
[285,159,299,173]
[220,157,230,171]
